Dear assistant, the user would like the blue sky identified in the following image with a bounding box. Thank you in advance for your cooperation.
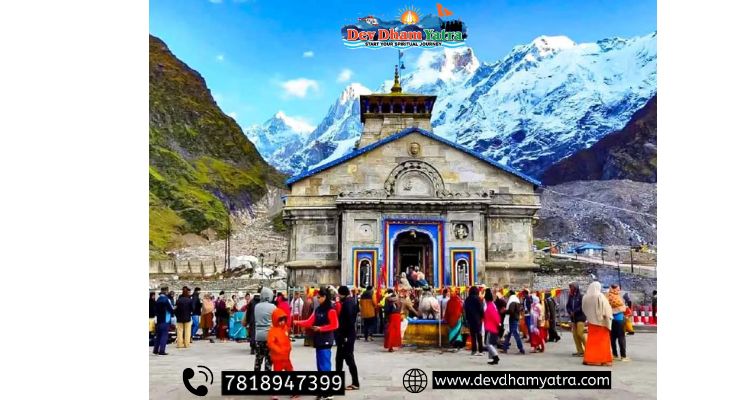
[149,0,656,130]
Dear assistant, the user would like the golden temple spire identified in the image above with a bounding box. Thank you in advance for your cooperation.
[390,63,402,94]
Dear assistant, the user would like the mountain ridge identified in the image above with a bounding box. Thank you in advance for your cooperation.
[246,32,656,179]
[542,95,657,184]
[149,34,284,257]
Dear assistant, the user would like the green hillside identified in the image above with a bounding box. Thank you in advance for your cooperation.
[149,35,284,258]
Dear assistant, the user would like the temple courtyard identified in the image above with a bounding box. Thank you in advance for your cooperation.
[149,330,656,399]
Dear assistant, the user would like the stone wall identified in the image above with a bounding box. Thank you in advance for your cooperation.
[148,277,287,294]
[287,266,341,288]
[288,132,536,198]
[149,259,223,275]
[532,264,657,307]
[486,217,535,266]
[484,268,536,289]
[288,215,339,262]
[359,115,432,147]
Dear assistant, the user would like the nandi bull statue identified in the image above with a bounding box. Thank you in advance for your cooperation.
[418,286,441,320]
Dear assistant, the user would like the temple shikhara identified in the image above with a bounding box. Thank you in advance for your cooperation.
[283,67,541,290]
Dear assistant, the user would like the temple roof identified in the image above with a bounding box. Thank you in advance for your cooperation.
[285,127,541,187]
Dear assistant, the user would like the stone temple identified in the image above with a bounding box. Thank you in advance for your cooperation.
[283,69,541,289]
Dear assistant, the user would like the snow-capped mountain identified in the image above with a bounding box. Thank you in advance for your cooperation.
[416,33,657,176]
[244,111,314,165]
[254,32,656,178]
[280,83,371,174]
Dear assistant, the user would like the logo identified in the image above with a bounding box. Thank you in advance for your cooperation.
[341,3,467,49]
[183,366,214,397]
[436,3,454,17]
[402,368,428,393]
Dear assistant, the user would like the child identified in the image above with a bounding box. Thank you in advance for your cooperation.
[267,308,300,400]
[267,308,293,371]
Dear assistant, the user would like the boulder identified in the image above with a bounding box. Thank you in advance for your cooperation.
[230,255,259,270]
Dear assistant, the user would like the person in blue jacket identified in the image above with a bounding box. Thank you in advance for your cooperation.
[153,286,174,355]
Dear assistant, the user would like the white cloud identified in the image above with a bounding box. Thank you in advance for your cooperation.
[280,78,319,98]
[227,111,238,119]
[303,50,314,58]
[337,68,353,83]
[216,54,225,62]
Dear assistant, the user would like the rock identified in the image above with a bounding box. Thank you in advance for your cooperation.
[230,255,259,270]
[178,233,209,247]
[270,280,287,290]
[272,266,287,278]
[201,228,219,241]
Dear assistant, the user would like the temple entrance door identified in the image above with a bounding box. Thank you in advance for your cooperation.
[393,230,434,286]
[399,246,422,275]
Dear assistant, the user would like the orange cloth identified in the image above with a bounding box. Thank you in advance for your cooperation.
[267,308,292,365]
[583,324,613,365]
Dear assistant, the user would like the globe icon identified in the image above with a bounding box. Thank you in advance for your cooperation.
[402,368,428,393]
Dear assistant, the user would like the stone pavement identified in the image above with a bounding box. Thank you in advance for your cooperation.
[149,330,656,400]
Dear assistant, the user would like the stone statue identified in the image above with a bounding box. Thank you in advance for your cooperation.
[399,272,412,289]
[418,288,441,320]
[409,142,420,156]
[454,223,469,239]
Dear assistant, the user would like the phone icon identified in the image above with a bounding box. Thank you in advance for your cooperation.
[182,366,213,397]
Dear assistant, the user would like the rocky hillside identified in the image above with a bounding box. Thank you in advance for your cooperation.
[534,180,656,245]
[542,96,657,184]
[149,35,285,257]
[171,198,289,263]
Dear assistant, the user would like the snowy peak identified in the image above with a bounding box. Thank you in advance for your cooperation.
[268,111,314,135]
[421,47,479,75]
[529,35,576,55]
[244,110,314,165]
[263,83,372,174]
[338,83,372,104]
[401,47,479,90]
[505,35,577,64]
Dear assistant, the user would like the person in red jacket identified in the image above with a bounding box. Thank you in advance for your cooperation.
[267,308,293,371]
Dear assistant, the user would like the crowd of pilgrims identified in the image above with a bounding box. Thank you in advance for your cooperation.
[150,281,645,395]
